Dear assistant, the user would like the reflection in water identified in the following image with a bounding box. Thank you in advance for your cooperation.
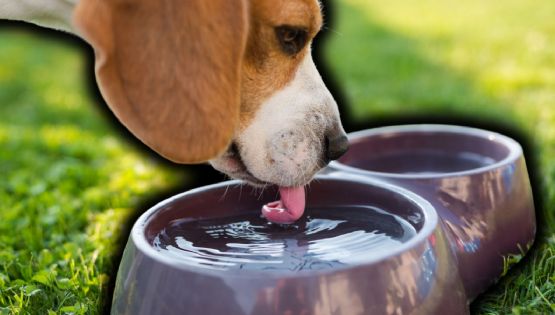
[153,206,416,272]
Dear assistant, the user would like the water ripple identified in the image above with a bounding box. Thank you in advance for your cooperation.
[153,206,416,272]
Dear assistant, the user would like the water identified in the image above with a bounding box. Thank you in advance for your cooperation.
[350,150,495,175]
[153,206,416,272]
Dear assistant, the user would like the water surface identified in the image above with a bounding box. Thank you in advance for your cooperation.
[153,206,416,272]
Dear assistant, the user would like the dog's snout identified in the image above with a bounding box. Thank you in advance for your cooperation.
[324,133,349,161]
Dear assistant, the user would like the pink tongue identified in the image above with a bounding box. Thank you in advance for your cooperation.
[262,186,306,224]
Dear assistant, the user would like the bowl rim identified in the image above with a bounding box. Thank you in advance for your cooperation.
[129,173,439,279]
[329,124,523,179]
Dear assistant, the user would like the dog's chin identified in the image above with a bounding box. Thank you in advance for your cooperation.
[208,148,270,188]
[231,173,268,187]
[225,166,269,188]
[209,146,320,188]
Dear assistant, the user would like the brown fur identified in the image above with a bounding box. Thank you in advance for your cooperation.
[240,0,323,130]
[73,0,322,163]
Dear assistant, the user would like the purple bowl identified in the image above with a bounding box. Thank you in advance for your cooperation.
[111,175,469,315]
[328,124,536,300]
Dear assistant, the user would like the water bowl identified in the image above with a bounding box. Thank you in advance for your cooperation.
[111,175,468,315]
[328,125,536,299]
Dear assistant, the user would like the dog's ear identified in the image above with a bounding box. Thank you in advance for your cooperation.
[73,0,248,163]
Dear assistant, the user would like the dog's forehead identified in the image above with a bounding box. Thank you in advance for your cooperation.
[251,0,322,32]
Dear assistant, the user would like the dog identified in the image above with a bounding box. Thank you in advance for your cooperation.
[0,0,349,202]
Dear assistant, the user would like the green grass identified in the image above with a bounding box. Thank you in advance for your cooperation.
[322,0,555,313]
[0,29,184,314]
[0,0,554,313]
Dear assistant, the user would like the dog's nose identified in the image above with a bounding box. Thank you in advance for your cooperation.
[324,133,350,161]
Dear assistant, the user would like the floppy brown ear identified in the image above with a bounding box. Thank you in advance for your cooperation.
[72,0,248,163]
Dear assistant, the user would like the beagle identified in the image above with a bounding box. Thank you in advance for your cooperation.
[0,0,349,222]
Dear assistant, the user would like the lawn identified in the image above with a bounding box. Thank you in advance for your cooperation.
[1,0,554,314]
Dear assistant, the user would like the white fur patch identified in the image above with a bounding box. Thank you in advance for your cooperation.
[1,3,345,187]
[231,51,345,187]
[0,0,77,32]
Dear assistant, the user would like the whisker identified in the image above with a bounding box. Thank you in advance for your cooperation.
[220,181,231,201]
[257,183,268,201]
[321,25,342,36]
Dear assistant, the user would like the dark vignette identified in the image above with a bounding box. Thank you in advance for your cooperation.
[1,1,544,311]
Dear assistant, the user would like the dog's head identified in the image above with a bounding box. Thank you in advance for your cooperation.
[74,0,348,187]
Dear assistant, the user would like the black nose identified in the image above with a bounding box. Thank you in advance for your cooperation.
[324,134,350,161]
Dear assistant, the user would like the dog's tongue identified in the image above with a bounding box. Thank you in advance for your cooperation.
[262,186,306,224]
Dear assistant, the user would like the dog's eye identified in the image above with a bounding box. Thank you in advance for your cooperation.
[275,26,308,55]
